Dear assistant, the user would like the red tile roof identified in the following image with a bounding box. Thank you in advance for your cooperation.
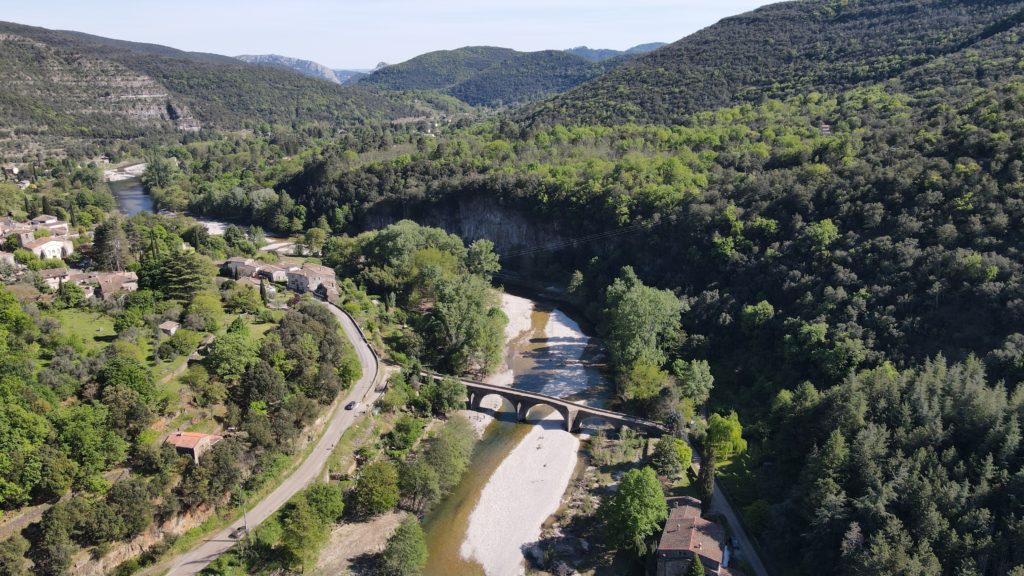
[658,496,726,565]
[165,431,222,450]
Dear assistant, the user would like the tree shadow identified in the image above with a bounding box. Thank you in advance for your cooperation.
[347,551,380,575]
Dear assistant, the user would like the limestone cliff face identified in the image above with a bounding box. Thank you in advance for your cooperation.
[362,195,566,254]
[236,54,341,84]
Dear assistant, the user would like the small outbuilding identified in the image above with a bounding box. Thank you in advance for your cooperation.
[159,320,181,336]
[165,431,223,463]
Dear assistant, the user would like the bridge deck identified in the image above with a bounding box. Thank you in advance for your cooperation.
[424,372,666,435]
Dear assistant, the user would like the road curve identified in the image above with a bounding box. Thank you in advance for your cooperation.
[163,300,380,576]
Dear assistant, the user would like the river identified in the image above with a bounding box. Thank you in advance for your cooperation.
[108,175,237,238]
[422,293,612,576]
[109,176,154,216]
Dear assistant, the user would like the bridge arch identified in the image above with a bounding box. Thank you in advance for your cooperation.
[468,391,516,418]
[521,402,570,429]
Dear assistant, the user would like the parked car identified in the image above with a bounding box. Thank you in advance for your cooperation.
[230,526,248,539]
[345,401,357,410]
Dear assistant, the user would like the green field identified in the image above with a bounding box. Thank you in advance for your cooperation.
[53,309,116,352]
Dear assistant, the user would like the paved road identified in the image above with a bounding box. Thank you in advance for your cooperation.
[163,301,380,576]
[692,454,770,576]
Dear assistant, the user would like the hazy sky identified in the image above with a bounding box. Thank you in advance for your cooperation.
[1,0,768,69]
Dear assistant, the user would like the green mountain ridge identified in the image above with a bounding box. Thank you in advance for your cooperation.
[359,45,644,107]
[524,0,1024,124]
[0,21,428,159]
[565,42,666,61]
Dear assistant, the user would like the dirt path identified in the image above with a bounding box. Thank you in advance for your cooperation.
[315,511,408,575]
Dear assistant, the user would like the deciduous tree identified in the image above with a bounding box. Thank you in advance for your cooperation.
[599,467,667,555]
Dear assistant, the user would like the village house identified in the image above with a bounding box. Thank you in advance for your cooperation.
[656,496,729,576]
[39,267,69,291]
[1,163,18,180]
[30,214,59,226]
[0,251,15,267]
[165,431,223,463]
[22,236,74,260]
[256,263,289,283]
[286,263,337,295]
[68,271,100,298]
[94,271,139,300]
[223,256,255,277]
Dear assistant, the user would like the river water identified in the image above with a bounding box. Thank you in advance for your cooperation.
[109,177,154,216]
[422,293,611,576]
[109,176,236,238]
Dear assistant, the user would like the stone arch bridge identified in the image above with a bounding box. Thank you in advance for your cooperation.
[425,373,666,437]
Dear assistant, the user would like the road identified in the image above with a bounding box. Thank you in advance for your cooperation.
[692,454,770,576]
[162,300,380,576]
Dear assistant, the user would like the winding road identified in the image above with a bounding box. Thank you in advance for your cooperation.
[162,300,380,576]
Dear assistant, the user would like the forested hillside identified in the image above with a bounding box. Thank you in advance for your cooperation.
[525,0,1024,124]
[279,3,1024,566]
[360,46,520,91]
[447,51,615,107]
[0,22,430,159]
[360,46,626,107]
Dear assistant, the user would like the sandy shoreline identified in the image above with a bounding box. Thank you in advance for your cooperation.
[486,293,535,388]
[104,162,147,182]
[460,417,580,576]
[458,293,596,575]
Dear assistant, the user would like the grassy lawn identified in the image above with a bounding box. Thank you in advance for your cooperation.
[716,450,760,506]
[666,467,698,498]
[329,409,400,477]
[53,309,116,352]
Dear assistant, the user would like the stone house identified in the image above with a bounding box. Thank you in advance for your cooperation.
[656,496,729,576]
[39,267,69,291]
[256,263,289,283]
[159,320,181,336]
[94,271,139,300]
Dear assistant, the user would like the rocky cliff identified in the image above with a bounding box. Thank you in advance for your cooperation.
[236,54,341,84]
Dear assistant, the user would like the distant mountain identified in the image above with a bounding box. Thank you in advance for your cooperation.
[359,45,643,106]
[526,0,1024,125]
[360,46,520,92]
[565,42,666,61]
[0,21,427,158]
[333,69,369,84]
[624,42,666,55]
[448,50,616,107]
[564,46,621,61]
[236,54,341,84]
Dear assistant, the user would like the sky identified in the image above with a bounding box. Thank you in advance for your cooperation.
[0,0,768,69]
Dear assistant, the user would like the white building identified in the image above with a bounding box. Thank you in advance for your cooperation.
[22,237,73,260]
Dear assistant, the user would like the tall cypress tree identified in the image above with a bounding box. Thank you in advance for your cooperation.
[697,445,716,514]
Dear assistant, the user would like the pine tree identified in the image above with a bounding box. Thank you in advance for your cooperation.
[93,216,131,271]
[687,556,706,576]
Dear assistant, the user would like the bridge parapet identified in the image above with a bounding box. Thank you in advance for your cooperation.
[446,373,665,437]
